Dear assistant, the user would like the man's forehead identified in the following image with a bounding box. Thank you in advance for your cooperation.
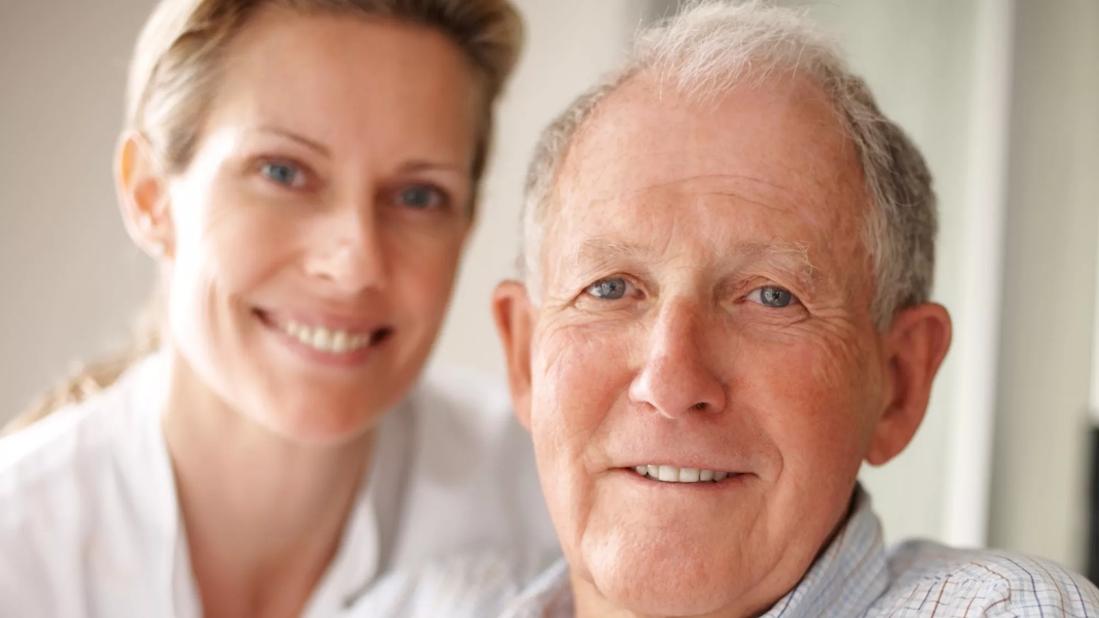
[555,74,860,208]
[547,166,852,269]
[557,172,816,223]
[544,73,867,251]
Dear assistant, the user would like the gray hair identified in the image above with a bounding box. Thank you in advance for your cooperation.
[520,1,936,328]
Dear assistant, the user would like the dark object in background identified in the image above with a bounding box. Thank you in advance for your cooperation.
[1088,427,1099,585]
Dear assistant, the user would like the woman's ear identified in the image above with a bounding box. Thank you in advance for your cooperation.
[115,131,173,260]
[492,280,536,430]
[866,303,953,466]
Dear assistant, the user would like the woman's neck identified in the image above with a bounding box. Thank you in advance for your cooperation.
[161,352,376,618]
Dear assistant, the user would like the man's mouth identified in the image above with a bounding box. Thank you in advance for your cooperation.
[632,464,733,484]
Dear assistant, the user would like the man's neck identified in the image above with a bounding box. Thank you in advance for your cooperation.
[161,351,375,618]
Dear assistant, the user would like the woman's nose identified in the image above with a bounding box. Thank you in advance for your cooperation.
[628,301,727,419]
[302,208,388,294]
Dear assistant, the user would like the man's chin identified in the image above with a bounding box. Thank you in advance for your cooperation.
[577,540,766,618]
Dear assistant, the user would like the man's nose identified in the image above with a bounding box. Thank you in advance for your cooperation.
[302,205,388,294]
[628,300,727,419]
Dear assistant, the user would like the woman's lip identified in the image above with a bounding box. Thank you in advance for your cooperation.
[254,308,385,334]
[254,308,393,366]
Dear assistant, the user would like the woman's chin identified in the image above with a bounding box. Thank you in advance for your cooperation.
[249,397,385,447]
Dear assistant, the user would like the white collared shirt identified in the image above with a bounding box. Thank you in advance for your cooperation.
[0,354,559,617]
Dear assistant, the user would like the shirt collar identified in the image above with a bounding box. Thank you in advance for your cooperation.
[300,394,416,617]
[504,485,890,618]
[760,485,889,617]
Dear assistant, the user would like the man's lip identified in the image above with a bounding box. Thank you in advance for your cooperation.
[612,458,751,473]
[618,463,745,476]
[613,465,752,486]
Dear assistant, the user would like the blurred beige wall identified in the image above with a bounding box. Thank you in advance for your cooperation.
[0,1,155,419]
[990,0,1099,572]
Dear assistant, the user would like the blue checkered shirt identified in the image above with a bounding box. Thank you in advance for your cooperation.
[501,488,1099,617]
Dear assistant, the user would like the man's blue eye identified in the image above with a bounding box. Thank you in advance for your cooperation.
[261,162,302,187]
[758,286,794,308]
[587,278,628,300]
[397,185,445,210]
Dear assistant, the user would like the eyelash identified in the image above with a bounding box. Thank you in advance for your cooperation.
[252,157,460,213]
[388,183,453,212]
[584,276,636,301]
[257,158,310,190]
[744,285,801,309]
[581,277,801,310]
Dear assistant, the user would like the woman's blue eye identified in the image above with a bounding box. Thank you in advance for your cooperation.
[397,185,446,210]
[754,286,795,308]
[261,162,302,187]
[586,277,628,300]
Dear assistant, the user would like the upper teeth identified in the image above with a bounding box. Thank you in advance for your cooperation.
[634,465,730,483]
[281,320,372,354]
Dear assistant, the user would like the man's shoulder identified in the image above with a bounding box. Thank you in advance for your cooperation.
[872,539,1099,617]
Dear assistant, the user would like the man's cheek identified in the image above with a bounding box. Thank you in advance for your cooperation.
[534,325,632,434]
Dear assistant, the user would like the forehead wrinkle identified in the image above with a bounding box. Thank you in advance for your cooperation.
[566,172,812,216]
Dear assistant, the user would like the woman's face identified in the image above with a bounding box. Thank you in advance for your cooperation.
[159,8,480,443]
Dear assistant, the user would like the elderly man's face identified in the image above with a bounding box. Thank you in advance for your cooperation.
[495,73,948,617]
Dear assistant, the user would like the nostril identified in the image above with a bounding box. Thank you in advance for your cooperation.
[690,402,709,412]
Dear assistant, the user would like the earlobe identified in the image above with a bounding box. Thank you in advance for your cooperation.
[866,303,952,466]
[492,280,536,430]
[116,131,173,260]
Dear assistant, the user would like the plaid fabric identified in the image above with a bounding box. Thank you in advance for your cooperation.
[503,488,1099,617]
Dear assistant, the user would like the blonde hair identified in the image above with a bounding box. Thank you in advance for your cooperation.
[3,0,523,436]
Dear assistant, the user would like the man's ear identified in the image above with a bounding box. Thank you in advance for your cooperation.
[492,280,536,430]
[866,303,952,466]
[115,131,174,260]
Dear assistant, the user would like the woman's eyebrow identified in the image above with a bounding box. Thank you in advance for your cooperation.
[247,125,330,157]
[397,160,470,177]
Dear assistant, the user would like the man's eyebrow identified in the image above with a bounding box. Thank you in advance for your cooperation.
[568,237,819,285]
[733,241,819,288]
[568,237,651,272]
